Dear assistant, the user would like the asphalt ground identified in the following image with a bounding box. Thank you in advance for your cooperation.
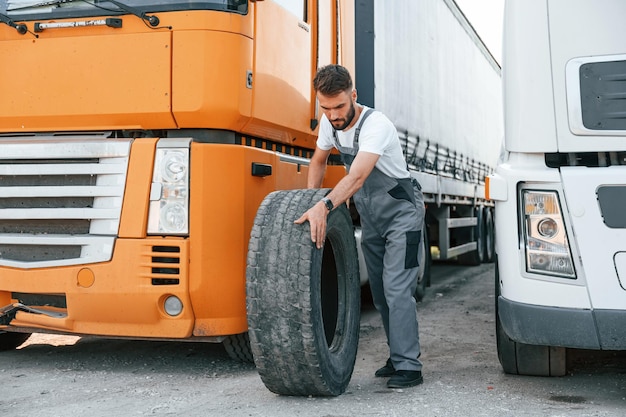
[2,262,625,416]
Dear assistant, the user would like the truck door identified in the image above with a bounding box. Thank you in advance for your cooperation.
[251,0,313,135]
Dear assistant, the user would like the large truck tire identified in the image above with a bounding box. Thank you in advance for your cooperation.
[246,189,361,396]
[495,261,566,376]
[484,207,496,263]
[223,332,254,363]
[0,331,31,351]
[414,224,431,301]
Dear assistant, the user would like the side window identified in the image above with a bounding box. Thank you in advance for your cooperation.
[274,0,306,21]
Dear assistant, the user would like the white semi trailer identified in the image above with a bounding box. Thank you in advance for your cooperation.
[488,0,626,376]
[354,0,503,289]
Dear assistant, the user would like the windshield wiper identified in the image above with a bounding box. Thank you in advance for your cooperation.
[0,12,28,34]
[9,0,161,28]
[104,0,160,27]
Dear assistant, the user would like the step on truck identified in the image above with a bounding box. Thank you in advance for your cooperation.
[488,0,626,376]
[0,0,501,396]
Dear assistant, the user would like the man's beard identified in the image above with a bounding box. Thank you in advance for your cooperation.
[331,102,356,131]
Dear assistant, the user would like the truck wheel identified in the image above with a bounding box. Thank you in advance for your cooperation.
[0,331,31,351]
[414,224,431,301]
[223,332,254,363]
[246,189,361,396]
[484,207,495,263]
[495,261,566,376]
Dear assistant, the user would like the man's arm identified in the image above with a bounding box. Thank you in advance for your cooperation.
[295,151,380,248]
[325,151,379,207]
[307,147,331,189]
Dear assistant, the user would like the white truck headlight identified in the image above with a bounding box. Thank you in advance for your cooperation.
[160,151,187,183]
[148,139,191,235]
[522,190,576,278]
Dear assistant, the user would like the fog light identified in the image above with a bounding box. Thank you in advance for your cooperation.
[160,202,187,232]
[164,296,183,317]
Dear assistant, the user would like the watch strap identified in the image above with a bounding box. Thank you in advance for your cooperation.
[321,197,334,211]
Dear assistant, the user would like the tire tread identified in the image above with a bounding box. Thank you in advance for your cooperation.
[246,189,360,396]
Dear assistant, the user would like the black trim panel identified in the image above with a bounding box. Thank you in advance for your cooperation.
[597,186,626,228]
[580,60,626,130]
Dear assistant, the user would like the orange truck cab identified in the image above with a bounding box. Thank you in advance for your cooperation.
[0,0,350,347]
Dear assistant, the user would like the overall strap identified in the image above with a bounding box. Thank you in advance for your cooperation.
[353,107,375,147]
[332,107,376,149]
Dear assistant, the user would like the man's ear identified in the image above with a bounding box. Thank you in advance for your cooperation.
[352,89,357,102]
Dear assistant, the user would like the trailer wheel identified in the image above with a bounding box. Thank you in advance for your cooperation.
[484,207,495,263]
[495,261,566,376]
[414,224,431,301]
[246,189,361,396]
[0,331,31,351]
[223,332,254,363]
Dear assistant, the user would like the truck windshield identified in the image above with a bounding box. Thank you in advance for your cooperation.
[1,0,247,19]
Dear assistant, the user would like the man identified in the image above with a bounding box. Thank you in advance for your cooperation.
[295,64,425,389]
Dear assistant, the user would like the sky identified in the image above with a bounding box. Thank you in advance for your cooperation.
[454,0,505,64]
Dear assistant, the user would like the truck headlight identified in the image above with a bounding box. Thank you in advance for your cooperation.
[148,139,190,235]
[522,190,576,278]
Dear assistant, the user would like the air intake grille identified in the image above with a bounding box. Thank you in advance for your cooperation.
[0,136,131,268]
[580,59,626,130]
[150,246,181,285]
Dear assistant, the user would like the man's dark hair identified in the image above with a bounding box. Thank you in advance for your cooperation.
[313,64,353,96]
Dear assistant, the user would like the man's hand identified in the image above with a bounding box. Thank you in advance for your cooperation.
[294,201,329,249]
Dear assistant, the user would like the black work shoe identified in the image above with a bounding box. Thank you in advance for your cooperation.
[374,358,395,378]
[387,370,423,388]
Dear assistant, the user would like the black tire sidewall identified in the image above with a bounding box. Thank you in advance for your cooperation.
[414,222,429,301]
[310,204,361,386]
[0,332,31,351]
[495,258,519,374]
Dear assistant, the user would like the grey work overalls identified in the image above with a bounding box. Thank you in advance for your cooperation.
[332,108,425,372]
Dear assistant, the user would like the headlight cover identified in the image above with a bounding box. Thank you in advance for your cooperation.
[148,139,190,235]
[522,190,576,278]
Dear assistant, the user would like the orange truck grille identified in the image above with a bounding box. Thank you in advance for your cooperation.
[0,134,131,269]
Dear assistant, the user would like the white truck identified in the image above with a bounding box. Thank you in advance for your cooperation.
[489,0,626,376]
[354,0,503,293]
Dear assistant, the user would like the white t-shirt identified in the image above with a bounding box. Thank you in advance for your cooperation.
[316,105,410,179]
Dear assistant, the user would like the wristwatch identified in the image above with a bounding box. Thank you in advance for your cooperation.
[321,197,334,211]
